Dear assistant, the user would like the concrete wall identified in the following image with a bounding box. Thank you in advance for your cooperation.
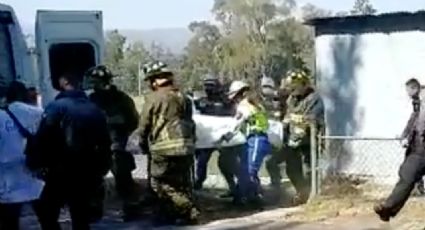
[315,31,425,183]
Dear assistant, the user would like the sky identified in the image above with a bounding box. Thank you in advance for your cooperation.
[2,0,425,30]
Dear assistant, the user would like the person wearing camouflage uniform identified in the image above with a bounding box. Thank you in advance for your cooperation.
[259,75,283,121]
[85,65,140,221]
[265,76,292,188]
[266,69,324,205]
[193,74,242,198]
[137,61,199,226]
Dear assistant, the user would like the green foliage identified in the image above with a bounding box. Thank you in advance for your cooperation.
[181,0,319,89]
[103,0,356,95]
[350,0,377,15]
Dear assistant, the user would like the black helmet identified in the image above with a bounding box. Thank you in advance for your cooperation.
[85,65,114,82]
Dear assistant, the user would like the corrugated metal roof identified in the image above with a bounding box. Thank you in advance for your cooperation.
[306,11,425,36]
[306,11,425,26]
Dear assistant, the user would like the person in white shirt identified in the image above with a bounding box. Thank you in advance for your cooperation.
[0,81,44,230]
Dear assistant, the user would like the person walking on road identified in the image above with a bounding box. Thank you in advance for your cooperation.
[85,65,140,221]
[30,73,112,230]
[137,61,199,226]
[0,81,44,230]
[266,69,324,205]
[375,78,425,222]
[217,80,271,206]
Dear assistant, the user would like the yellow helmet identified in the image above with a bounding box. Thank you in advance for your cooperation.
[286,70,310,86]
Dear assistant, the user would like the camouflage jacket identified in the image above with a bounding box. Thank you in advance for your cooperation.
[137,86,196,156]
[283,88,324,147]
[89,85,139,152]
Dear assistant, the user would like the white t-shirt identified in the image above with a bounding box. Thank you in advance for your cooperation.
[0,102,44,203]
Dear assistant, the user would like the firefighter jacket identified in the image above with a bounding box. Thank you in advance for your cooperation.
[137,87,196,156]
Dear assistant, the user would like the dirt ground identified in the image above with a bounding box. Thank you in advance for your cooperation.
[22,178,425,230]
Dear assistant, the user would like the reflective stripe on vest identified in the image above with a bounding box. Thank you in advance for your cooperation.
[150,138,195,152]
[246,108,269,135]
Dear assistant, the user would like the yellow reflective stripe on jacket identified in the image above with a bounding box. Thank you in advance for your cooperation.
[150,138,194,152]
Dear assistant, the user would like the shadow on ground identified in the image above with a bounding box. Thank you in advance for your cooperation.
[103,178,295,224]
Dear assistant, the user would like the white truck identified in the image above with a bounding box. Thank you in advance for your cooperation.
[0,4,104,106]
[2,3,283,149]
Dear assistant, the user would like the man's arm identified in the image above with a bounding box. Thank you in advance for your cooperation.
[136,96,153,154]
[123,94,140,133]
[304,93,325,125]
[401,111,417,139]
[29,103,63,170]
[96,115,113,176]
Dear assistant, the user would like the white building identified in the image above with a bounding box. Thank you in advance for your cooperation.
[307,12,425,184]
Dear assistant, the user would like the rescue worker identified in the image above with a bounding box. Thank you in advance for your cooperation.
[31,73,112,230]
[374,78,425,222]
[259,75,282,121]
[266,69,324,205]
[265,76,293,188]
[217,80,271,205]
[400,78,425,195]
[374,79,425,222]
[193,74,242,199]
[137,61,199,225]
[85,65,140,221]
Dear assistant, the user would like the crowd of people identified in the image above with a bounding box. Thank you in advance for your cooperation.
[0,60,325,230]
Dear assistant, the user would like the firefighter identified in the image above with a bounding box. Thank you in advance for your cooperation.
[137,61,199,225]
[259,75,282,121]
[266,69,324,205]
[85,65,140,221]
[193,74,241,199]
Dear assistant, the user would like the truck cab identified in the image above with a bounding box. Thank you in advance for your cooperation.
[0,3,104,106]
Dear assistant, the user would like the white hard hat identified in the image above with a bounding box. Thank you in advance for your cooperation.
[227,80,249,99]
[261,75,275,88]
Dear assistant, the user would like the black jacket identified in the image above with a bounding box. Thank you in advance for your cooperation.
[89,85,139,152]
[32,90,112,180]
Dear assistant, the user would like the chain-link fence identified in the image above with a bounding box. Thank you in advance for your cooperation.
[313,135,405,199]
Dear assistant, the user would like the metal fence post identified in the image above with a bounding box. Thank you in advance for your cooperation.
[309,124,318,201]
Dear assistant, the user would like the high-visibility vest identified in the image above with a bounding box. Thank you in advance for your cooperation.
[239,100,269,136]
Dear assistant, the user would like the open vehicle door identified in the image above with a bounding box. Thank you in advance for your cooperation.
[35,10,104,106]
[0,4,33,100]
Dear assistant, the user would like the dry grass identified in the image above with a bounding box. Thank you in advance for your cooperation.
[285,178,425,230]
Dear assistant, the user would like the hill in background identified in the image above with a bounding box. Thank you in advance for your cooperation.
[22,23,192,55]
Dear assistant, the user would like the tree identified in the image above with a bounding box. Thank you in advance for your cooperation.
[182,0,317,90]
[350,0,377,15]
[301,3,332,20]
[118,42,150,94]
[104,30,126,75]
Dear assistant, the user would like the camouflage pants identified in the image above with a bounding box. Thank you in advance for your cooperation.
[150,154,198,220]
[266,145,311,197]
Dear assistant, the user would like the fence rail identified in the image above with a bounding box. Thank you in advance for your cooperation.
[313,134,405,199]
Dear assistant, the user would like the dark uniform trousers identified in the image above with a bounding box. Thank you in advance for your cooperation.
[35,176,100,230]
[195,145,243,192]
[266,145,311,197]
[383,153,425,215]
[111,150,137,210]
[150,154,197,219]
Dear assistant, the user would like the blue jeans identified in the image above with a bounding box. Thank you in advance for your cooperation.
[237,134,271,199]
